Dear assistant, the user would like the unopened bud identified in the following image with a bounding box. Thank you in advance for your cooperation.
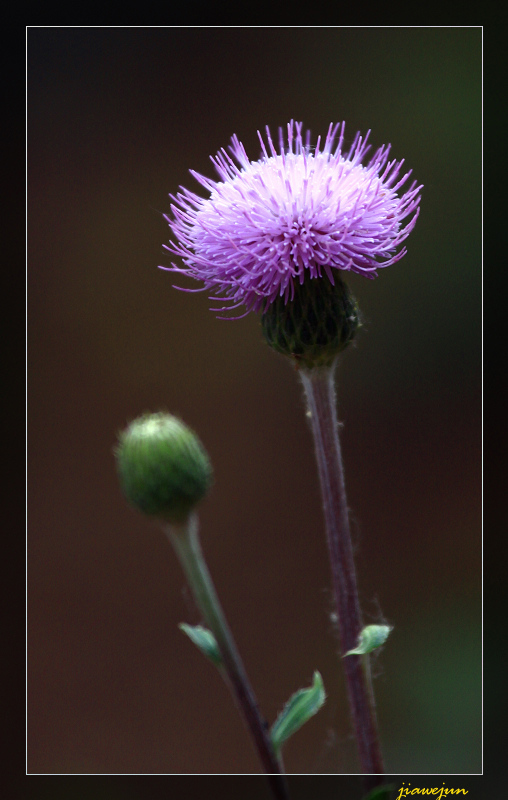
[115,412,213,523]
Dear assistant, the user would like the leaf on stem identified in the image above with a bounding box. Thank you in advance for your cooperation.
[270,671,326,753]
[344,624,393,656]
[179,623,223,667]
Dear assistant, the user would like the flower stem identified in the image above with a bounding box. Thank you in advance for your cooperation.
[299,362,384,779]
[165,513,289,800]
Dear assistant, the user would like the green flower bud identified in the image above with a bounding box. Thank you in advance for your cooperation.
[261,276,360,369]
[115,413,213,523]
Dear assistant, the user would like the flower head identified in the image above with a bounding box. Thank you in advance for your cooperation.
[162,121,422,317]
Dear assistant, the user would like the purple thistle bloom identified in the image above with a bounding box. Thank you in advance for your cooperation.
[162,121,422,318]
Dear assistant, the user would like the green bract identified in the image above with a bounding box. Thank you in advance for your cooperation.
[115,413,213,523]
[261,277,360,369]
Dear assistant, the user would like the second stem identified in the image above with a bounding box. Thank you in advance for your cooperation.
[166,513,288,799]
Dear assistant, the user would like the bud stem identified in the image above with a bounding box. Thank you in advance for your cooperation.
[165,513,289,799]
[300,363,384,782]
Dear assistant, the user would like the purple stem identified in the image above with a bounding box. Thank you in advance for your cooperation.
[300,362,384,780]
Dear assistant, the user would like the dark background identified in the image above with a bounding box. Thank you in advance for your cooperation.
[28,27,481,777]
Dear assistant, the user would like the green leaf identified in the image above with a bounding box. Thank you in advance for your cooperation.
[344,624,393,656]
[270,671,326,753]
[179,623,222,667]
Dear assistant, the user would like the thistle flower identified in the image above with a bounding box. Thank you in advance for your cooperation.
[162,120,422,318]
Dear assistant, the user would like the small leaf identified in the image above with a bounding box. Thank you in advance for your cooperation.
[270,671,326,753]
[344,624,393,656]
[179,623,222,666]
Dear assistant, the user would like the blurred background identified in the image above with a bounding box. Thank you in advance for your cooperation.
[28,27,481,776]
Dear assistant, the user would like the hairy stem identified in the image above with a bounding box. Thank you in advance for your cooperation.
[300,362,384,781]
[165,513,289,800]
